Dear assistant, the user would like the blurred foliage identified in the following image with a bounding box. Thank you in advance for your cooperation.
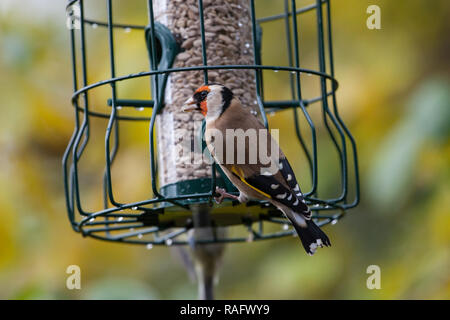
[0,0,449,300]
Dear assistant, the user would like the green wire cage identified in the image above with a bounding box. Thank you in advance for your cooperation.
[63,0,359,247]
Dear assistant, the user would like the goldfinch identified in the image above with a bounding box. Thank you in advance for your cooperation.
[182,83,330,255]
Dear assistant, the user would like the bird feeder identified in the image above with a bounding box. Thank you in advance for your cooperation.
[63,0,359,247]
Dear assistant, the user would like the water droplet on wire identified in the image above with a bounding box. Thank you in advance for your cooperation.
[124,27,131,33]
[146,243,153,250]
[92,23,98,29]
[137,233,143,239]
[282,224,289,231]
[165,239,173,246]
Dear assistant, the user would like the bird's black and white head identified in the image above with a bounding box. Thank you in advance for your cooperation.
[182,83,234,122]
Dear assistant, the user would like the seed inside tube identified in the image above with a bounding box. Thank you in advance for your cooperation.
[155,0,259,187]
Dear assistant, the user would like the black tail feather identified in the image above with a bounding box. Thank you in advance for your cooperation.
[292,220,331,255]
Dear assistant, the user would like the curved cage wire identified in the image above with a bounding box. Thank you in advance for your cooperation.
[63,0,360,246]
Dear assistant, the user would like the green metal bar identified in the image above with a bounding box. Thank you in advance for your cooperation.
[71,0,94,217]
[147,0,162,200]
[315,0,348,202]
[105,98,335,110]
[197,0,218,197]
[104,0,122,208]
[250,0,268,128]
[62,22,80,228]
[291,0,318,197]
[197,0,209,83]
[86,219,140,226]
[103,0,121,236]
[85,223,145,234]
[84,18,146,30]
[74,108,152,121]
[83,227,300,246]
[145,1,191,211]
[258,0,326,23]
[109,226,159,241]
[71,65,338,102]
[284,0,295,103]
[67,1,326,30]
[154,228,189,244]
[325,0,360,207]
[107,98,154,108]
[284,0,314,190]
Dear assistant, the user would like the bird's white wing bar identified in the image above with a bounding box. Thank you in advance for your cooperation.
[277,158,311,219]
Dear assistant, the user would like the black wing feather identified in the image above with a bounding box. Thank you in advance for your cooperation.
[278,157,311,218]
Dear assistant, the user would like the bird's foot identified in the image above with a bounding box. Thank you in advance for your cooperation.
[214,187,239,204]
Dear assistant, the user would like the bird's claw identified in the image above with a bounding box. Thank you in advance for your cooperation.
[214,187,226,204]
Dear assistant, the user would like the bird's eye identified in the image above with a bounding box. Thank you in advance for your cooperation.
[200,91,208,99]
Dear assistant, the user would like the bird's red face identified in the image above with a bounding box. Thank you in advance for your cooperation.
[182,84,233,121]
[182,85,211,116]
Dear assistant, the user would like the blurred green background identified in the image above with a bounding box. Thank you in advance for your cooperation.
[0,0,449,299]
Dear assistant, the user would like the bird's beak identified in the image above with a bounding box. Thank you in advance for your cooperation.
[182,97,198,112]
